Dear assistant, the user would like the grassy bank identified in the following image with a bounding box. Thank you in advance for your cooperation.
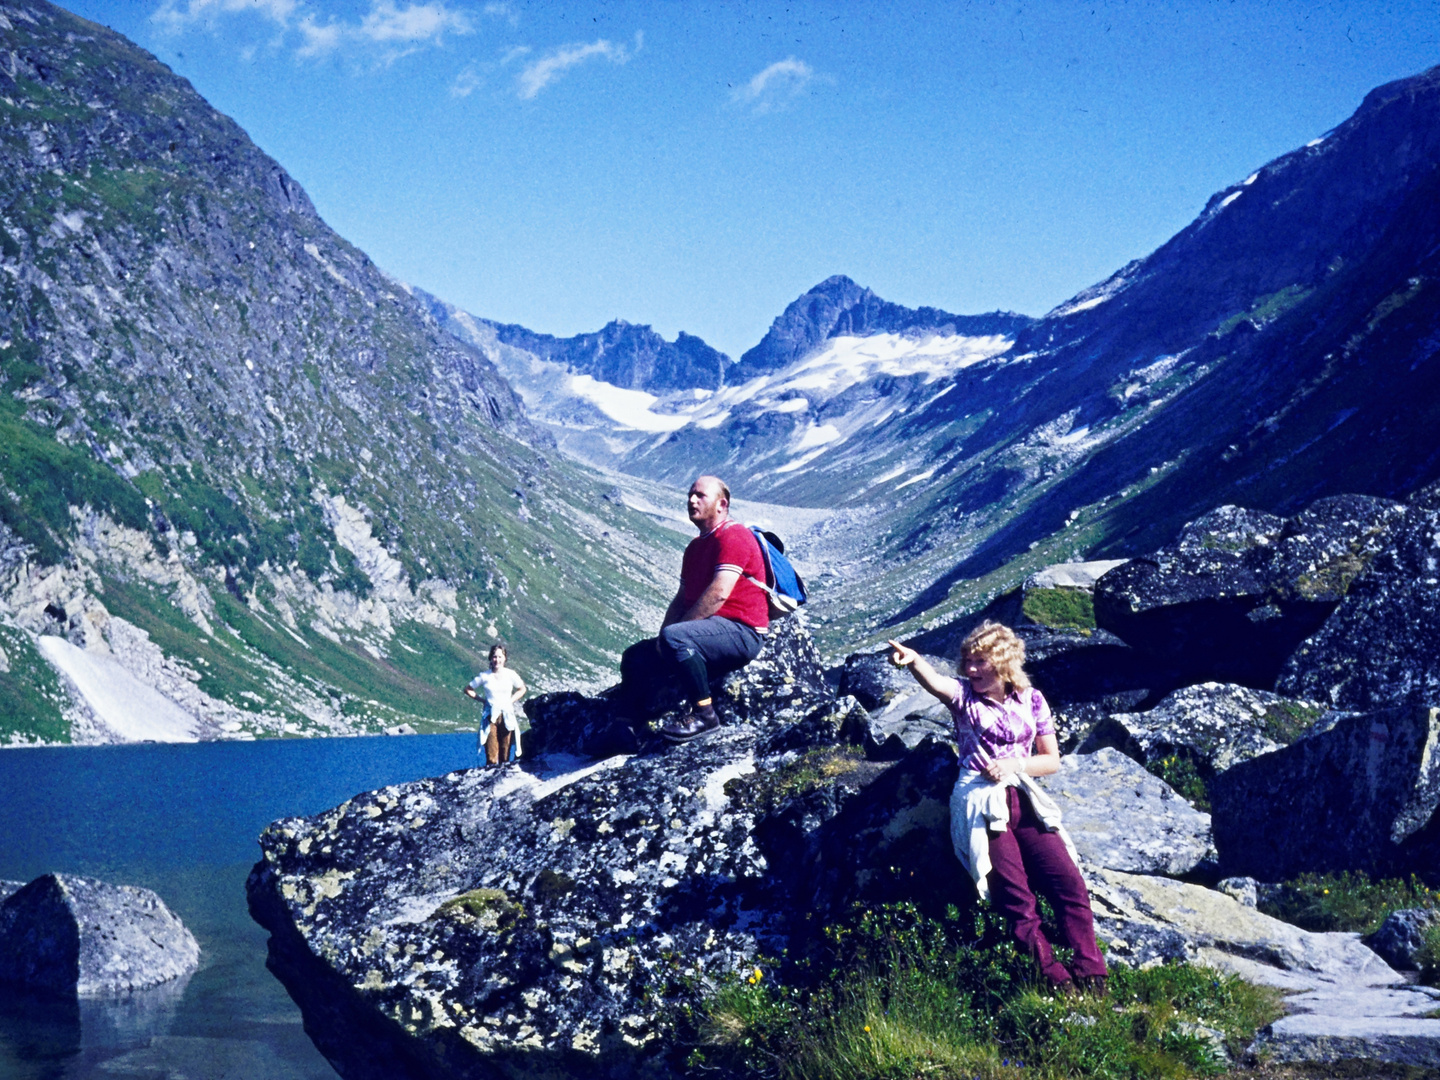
[682,903,1283,1080]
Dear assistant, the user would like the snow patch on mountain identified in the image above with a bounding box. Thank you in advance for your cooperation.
[719,332,1009,409]
[567,375,690,433]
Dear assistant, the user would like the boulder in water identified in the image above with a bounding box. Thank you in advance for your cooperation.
[0,874,199,995]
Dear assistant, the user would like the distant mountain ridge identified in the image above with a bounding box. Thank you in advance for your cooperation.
[485,318,731,393]
[733,274,1033,381]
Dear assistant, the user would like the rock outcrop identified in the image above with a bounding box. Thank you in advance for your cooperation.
[527,618,839,759]
[1366,909,1440,972]
[1209,706,1440,883]
[1079,682,1328,779]
[836,648,957,760]
[1280,483,1440,710]
[1093,497,1405,689]
[1034,749,1215,877]
[837,648,949,714]
[0,874,199,995]
[246,724,968,1079]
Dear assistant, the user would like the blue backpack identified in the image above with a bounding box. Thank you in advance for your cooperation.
[745,527,808,616]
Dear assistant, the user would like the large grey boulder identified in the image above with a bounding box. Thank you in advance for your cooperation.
[246,709,965,1080]
[1366,909,1440,971]
[1079,682,1329,780]
[1280,482,1440,711]
[1210,706,1440,883]
[1033,749,1215,876]
[1018,627,1157,742]
[849,693,954,760]
[0,874,199,995]
[837,650,956,760]
[1094,496,1404,688]
[1090,870,1440,1067]
[530,617,834,758]
[1088,867,1396,983]
[1024,560,1128,591]
[837,648,952,713]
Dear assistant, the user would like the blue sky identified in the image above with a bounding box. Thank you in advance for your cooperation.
[61,0,1440,359]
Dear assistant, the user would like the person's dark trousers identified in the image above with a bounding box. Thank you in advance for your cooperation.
[985,785,1108,985]
[618,616,763,716]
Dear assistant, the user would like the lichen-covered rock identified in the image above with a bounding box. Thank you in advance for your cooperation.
[1210,706,1440,883]
[1092,871,1440,1067]
[1280,483,1440,711]
[1094,496,1404,688]
[848,690,954,760]
[714,617,832,725]
[0,874,199,995]
[1365,909,1440,971]
[528,618,835,759]
[1034,749,1215,877]
[1079,682,1329,778]
[245,716,966,1080]
[1088,867,1397,986]
[837,649,952,713]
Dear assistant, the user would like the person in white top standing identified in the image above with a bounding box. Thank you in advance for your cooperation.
[464,643,528,766]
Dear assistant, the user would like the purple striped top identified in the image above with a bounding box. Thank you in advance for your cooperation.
[947,681,1055,772]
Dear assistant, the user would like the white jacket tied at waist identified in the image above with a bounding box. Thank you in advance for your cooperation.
[949,770,1080,901]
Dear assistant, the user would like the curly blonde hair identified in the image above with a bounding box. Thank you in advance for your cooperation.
[960,620,1030,695]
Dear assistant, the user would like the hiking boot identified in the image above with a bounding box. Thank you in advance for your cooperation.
[661,703,720,743]
[1076,975,1108,998]
[1047,976,1078,998]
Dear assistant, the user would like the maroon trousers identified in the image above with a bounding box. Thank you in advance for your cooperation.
[986,785,1108,984]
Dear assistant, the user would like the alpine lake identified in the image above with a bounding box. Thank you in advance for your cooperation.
[0,732,484,1080]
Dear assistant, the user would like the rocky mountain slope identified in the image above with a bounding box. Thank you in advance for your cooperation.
[771,64,1440,654]
[0,1,681,744]
[425,60,1440,662]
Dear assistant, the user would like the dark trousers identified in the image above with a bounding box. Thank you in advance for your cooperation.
[619,616,763,713]
[986,786,1108,984]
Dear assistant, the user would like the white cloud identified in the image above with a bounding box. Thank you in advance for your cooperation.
[732,57,816,114]
[517,32,640,100]
[295,13,344,55]
[153,0,299,30]
[450,63,481,98]
[500,44,531,65]
[359,1,471,45]
[155,0,472,62]
[483,1,519,27]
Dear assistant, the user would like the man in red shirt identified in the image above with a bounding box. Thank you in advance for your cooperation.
[619,475,769,743]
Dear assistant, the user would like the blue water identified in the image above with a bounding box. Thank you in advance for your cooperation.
[0,734,480,1080]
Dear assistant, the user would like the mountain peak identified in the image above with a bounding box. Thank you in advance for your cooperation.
[734,277,1031,380]
[483,318,730,393]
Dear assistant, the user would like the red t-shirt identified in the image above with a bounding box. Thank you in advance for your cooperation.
[680,519,770,630]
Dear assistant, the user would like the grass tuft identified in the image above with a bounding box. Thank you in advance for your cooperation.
[1258,872,1439,936]
[684,902,1281,1080]
[1021,587,1096,631]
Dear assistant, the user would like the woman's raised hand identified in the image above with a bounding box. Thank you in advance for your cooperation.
[887,639,918,668]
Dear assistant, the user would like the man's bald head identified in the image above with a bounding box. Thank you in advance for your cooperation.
[687,475,731,532]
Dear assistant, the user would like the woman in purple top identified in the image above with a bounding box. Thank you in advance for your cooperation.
[889,620,1108,996]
